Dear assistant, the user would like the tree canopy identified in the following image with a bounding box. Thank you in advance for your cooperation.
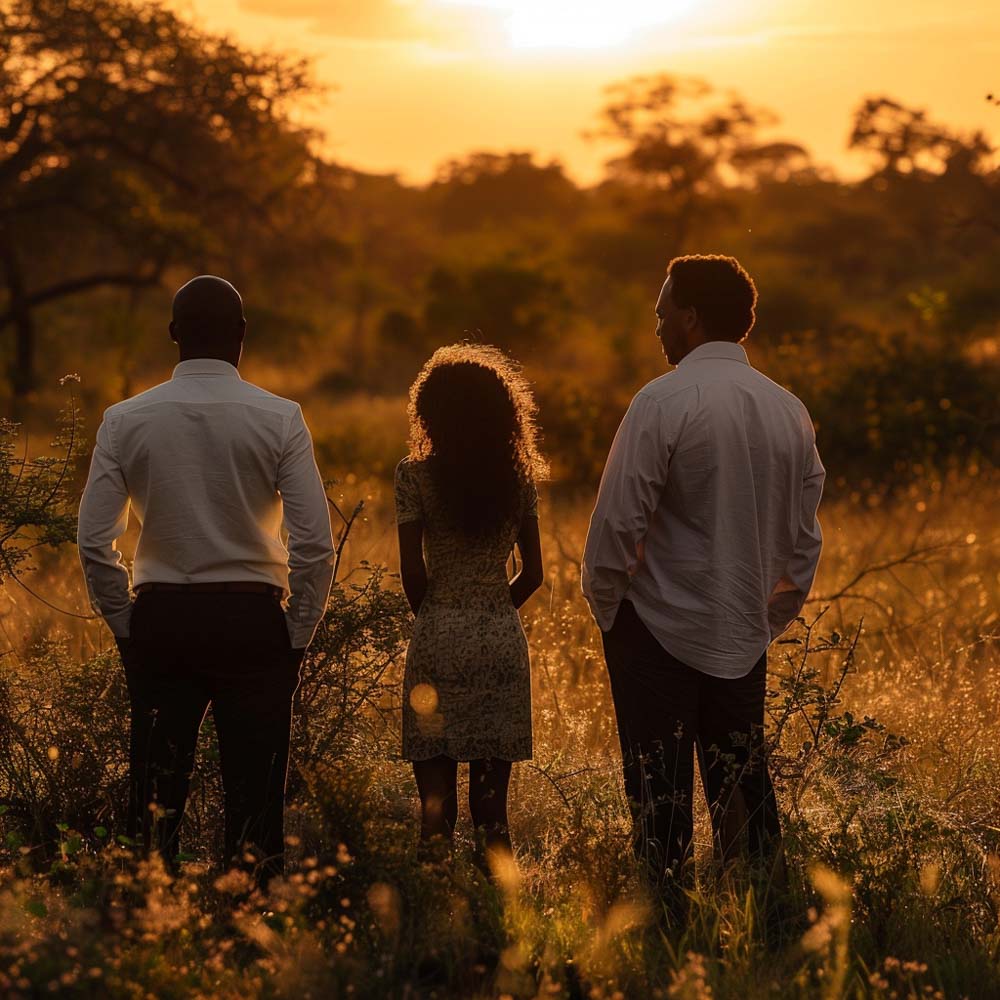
[0,0,318,397]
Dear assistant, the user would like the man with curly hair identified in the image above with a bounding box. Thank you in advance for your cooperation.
[582,254,824,926]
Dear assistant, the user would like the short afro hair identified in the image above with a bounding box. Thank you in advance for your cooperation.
[667,254,757,342]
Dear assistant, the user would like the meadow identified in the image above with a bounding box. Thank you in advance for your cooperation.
[2,1,999,994]
[1,451,997,998]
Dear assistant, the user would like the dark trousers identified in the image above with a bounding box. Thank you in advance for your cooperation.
[124,591,300,884]
[602,600,781,896]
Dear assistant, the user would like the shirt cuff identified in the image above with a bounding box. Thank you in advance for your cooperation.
[285,611,322,650]
[103,604,134,640]
[583,589,621,633]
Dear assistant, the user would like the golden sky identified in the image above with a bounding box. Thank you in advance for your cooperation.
[173,0,1000,184]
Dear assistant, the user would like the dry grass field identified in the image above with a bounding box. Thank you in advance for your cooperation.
[1,464,997,998]
[3,1,999,993]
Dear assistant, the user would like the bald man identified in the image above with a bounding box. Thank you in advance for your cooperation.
[78,275,334,885]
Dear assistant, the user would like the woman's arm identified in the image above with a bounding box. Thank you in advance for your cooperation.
[397,521,428,614]
[510,515,544,609]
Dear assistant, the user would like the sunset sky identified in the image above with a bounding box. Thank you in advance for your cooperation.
[174,0,999,184]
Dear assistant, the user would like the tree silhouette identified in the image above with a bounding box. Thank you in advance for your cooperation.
[848,97,991,179]
[430,152,581,231]
[0,0,317,400]
[589,74,808,248]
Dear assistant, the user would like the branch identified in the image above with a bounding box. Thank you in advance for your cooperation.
[0,551,97,621]
[521,758,597,811]
[326,494,364,583]
[0,268,162,329]
[807,538,960,605]
[32,383,79,514]
[812,619,864,743]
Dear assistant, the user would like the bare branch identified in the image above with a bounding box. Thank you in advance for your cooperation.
[0,268,162,329]
[808,538,962,605]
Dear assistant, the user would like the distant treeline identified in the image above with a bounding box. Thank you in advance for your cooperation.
[2,0,998,488]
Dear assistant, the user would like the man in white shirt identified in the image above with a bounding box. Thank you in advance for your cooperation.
[582,255,824,919]
[78,275,334,885]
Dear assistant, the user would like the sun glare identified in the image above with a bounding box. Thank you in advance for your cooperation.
[442,0,695,50]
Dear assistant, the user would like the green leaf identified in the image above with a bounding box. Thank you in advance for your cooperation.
[94,826,108,839]
[25,899,47,918]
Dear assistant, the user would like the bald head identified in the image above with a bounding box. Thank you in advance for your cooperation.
[170,275,246,364]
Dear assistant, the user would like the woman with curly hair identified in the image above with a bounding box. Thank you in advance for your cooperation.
[394,343,547,870]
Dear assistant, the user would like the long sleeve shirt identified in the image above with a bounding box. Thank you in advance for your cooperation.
[581,341,824,678]
[78,358,335,648]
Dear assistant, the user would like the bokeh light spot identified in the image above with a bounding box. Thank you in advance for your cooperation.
[410,683,439,715]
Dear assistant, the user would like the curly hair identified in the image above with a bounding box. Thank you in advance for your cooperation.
[667,254,758,342]
[407,343,548,537]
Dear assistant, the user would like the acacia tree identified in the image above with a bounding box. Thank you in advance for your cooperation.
[0,0,318,399]
[846,97,999,180]
[590,74,809,248]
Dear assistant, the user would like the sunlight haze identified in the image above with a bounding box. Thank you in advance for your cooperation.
[138,1,1000,182]
[439,0,698,49]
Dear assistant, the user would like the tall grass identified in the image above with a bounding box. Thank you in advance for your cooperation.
[1,472,997,998]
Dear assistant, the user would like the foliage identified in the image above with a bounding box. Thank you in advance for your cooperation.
[0,376,82,584]
[593,75,809,192]
[764,326,1000,488]
[1,474,998,997]
[429,152,584,232]
[0,0,318,394]
[423,263,570,354]
[850,97,994,178]
[0,640,128,848]
[589,74,811,249]
[290,564,411,793]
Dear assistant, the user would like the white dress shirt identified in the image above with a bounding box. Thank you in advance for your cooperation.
[582,341,824,678]
[78,359,335,648]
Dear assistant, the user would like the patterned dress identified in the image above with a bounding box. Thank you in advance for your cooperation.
[394,457,537,762]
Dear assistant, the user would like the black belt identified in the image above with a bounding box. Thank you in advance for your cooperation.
[133,582,284,600]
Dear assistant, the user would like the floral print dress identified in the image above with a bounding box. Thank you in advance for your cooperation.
[394,457,537,762]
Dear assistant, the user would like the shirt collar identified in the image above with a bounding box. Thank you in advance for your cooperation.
[171,359,242,379]
[677,341,750,366]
